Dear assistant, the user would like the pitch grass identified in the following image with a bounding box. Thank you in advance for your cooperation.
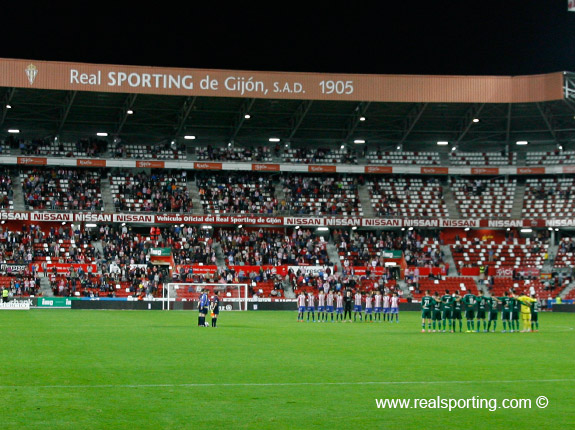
[1,310,574,430]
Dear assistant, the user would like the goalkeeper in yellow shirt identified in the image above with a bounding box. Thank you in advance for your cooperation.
[516,293,537,332]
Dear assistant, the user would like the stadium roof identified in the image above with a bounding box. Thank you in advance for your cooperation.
[1,59,575,150]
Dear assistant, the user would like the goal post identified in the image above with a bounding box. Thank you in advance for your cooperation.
[163,283,249,311]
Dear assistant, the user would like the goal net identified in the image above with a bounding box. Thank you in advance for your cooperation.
[163,283,249,311]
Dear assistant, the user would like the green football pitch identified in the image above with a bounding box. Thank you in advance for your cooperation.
[2,309,574,430]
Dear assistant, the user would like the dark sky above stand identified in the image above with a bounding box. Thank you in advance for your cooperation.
[3,1,575,76]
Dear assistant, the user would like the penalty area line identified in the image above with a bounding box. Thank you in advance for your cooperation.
[1,378,574,390]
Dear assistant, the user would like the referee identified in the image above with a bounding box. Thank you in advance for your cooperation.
[343,289,353,322]
[210,290,220,328]
[198,289,209,327]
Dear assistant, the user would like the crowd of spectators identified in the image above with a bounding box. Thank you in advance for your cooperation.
[282,147,357,164]
[18,138,107,157]
[0,174,13,209]
[112,141,185,159]
[111,170,192,212]
[281,174,361,216]
[218,227,329,266]
[195,145,272,162]
[22,168,103,211]
[197,173,281,214]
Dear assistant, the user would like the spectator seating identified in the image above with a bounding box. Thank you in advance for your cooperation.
[110,171,191,212]
[449,151,516,166]
[282,174,362,216]
[526,150,575,165]
[522,177,575,218]
[22,168,103,211]
[282,147,357,164]
[23,139,106,157]
[197,173,278,215]
[554,238,575,268]
[367,177,448,218]
[486,277,549,298]
[451,178,516,218]
[450,237,549,272]
[112,142,185,159]
[410,277,479,300]
[195,146,272,162]
[366,150,440,165]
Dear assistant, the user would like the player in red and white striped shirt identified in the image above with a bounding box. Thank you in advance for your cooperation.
[317,290,326,322]
[297,291,306,322]
[390,292,400,322]
[354,291,363,322]
[335,291,344,322]
[307,291,316,322]
[374,290,383,322]
[326,290,335,322]
[383,293,391,322]
[364,292,374,322]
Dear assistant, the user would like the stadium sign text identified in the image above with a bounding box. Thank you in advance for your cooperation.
[0,301,31,310]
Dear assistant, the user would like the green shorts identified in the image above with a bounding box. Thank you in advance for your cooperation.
[501,311,511,321]
[465,310,475,320]
[489,311,498,321]
[452,310,462,320]
[421,309,432,319]
[476,310,486,319]
[442,309,452,320]
[432,310,442,321]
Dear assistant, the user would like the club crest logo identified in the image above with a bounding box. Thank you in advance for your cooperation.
[25,64,38,85]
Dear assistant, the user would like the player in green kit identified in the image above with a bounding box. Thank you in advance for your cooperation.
[510,293,521,332]
[431,292,443,332]
[498,291,513,332]
[531,294,540,332]
[420,290,433,332]
[475,290,488,332]
[441,289,453,332]
[462,290,477,332]
[485,295,500,332]
[452,290,463,332]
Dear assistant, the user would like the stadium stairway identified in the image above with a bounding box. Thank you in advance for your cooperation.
[213,241,227,269]
[516,151,526,165]
[188,176,203,215]
[100,174,115,211]
[282,278,295,298]
[442,181,459,218]
[12,172,25,211]
[510,180,526,219]
[440,244,457,276]
[358,183,376,218]
[92,240,103,260]
[475,277,490,296]
[276,179,289,214]
[326,241,342,272]
[439,151,450,166]
[543,244,559,272]
[39,276,54,297]
[560,282,575,299]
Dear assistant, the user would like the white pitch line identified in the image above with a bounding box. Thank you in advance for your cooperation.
[0,378,574,390]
